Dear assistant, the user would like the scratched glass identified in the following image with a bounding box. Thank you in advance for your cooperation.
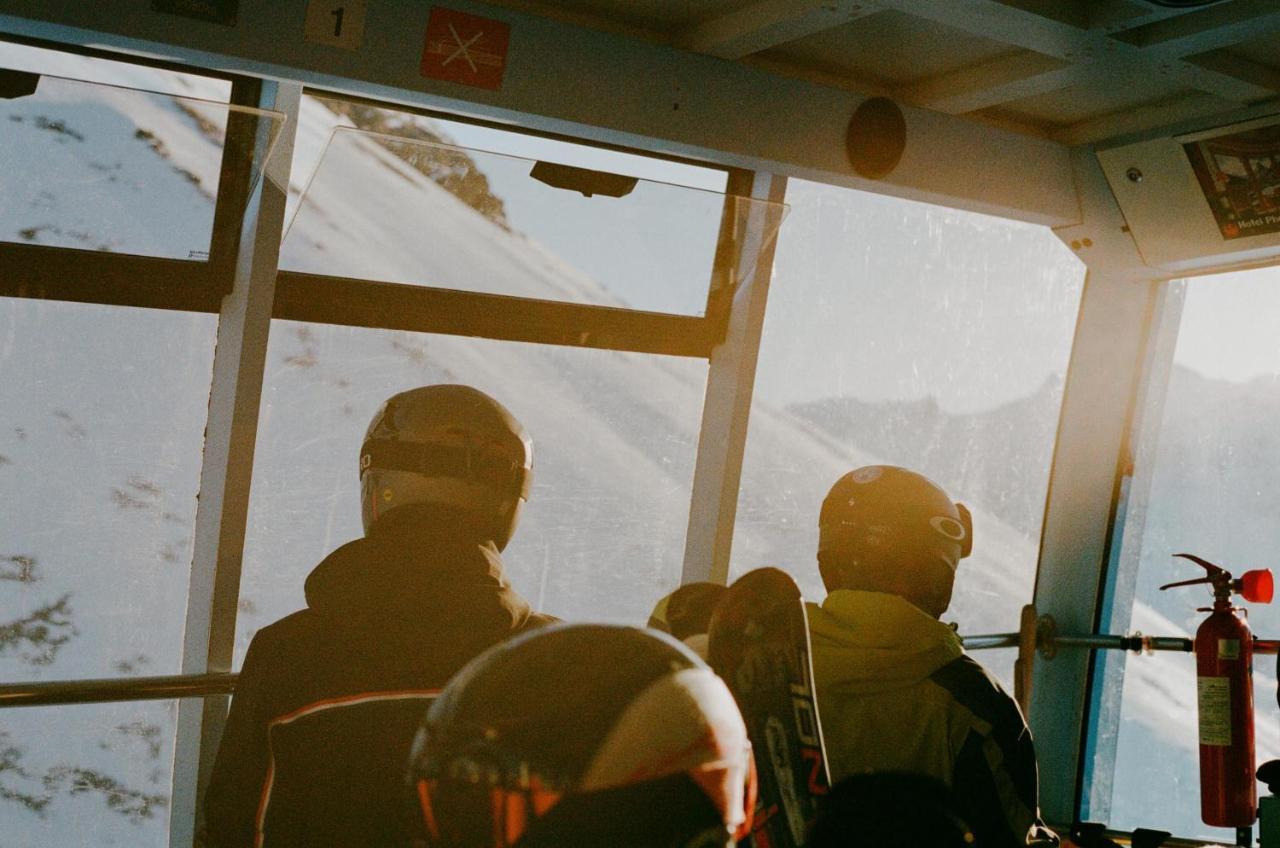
[0,46,281,261]
[1092,269,1280,841]
[280,106,772,317]
[730,179,1085,691]
[0,700,177,847]
[237,322,709,663]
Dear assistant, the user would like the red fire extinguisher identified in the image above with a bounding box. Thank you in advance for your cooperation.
[1160,553,1274,828]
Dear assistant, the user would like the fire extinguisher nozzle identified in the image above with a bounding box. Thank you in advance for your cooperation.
[1239,569,1274,604]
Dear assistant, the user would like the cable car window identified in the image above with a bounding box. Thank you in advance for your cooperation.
[236,321,707,663]
[0,41,280,262]
[1091,268,1280,841]
[731,180,1084,688]
[0,300,216,682]
[0,40,230,100]
[279,95,737,317]
[0,700,177,846]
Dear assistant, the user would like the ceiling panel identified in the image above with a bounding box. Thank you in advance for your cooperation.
[758,9,1017,88]
[1225,31,1280,72]
[994,71,1194,127]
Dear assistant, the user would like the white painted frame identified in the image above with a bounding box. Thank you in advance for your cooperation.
[169,80,302,847]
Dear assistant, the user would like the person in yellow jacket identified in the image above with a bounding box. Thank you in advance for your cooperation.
[809,465,1059,847]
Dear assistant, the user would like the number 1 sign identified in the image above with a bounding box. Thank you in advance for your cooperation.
[304,0,367,50]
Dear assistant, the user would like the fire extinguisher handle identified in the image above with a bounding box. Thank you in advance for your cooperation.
[1159,574,1214,591]
[1174,552,1227,577]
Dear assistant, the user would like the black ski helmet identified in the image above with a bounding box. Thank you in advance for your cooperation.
[818,465,972,589]
[407,624,755,847]
[359,385,532,549]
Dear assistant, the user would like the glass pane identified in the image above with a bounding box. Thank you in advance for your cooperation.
[0,67,284,260]
[281,125,783,316]
[0,39,230,99]
[237,322,708,664]
[1095,267,1280,840]
[0,700,176,847]
[0,299,217,681]
[731,181,1085,689]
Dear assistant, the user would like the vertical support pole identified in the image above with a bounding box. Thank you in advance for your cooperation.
[1079,279,1184,823]
[170,80,301,848]
[681,171,787,586]
[1028,146,1169,827]
[1029,268,1162,824]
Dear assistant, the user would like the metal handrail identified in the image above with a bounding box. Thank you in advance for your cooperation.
[0,637,1021,708]
[960,632,1020,650]
[0,629,1264,709]
[0,672,237,708]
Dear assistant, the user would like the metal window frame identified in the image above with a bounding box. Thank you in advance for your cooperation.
[169,78,303,848]
[1078,279,1186,824]
[0,122,763,362]
[1029,147,1175,825]
[682,169,787,584]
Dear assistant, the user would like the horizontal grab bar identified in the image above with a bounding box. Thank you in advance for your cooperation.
[0,672,237,708]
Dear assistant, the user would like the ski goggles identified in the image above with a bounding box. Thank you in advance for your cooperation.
[360,437,531,499]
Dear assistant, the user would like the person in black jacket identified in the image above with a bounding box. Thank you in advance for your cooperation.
[204,385,557,848]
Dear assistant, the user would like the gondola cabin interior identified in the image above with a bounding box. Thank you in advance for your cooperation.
[4,0,1280,845]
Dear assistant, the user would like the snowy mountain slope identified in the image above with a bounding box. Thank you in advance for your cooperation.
[283,114,636,308]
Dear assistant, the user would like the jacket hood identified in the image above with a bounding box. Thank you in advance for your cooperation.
[808,589,963,694]
[304,521,536,636]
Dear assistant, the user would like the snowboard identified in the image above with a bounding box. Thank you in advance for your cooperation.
[708,567,830,848]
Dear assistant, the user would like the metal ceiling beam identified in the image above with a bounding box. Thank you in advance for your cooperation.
[1052,92,1236,146]
[1114,0,1280,58]
[896,50,1078,114]
[880,0,1276,114]
[1187,51,1280,95]
[676,0,877,60]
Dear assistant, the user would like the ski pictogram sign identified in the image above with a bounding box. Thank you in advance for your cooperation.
[420,7,510,91]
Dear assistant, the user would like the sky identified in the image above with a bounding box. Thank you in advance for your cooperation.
[1175,264,1280,382]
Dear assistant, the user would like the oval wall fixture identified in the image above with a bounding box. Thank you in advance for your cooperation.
[845,97,906,180]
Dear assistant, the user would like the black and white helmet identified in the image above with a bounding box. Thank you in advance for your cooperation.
[359,385,532,549]
[407,624,755,847]
[818,465,972,574]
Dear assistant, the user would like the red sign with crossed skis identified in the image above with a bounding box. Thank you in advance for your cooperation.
[420,7,510,91]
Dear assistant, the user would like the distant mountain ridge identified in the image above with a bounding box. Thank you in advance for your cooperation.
[788,361,1280,636]
[787,373,1065,538]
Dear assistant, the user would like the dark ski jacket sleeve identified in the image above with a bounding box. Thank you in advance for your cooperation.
[204,635,272,848]
[931,656,1059,848]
